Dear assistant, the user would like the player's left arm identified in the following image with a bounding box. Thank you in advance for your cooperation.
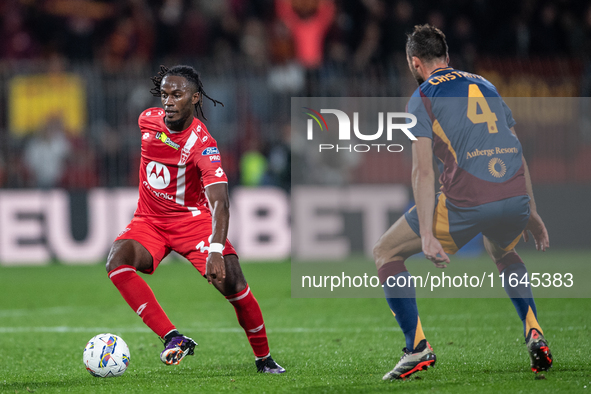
[510,126,549,251]
[412,137,450,267]
[205,183,230,284]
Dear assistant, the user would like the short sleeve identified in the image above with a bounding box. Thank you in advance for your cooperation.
[502,100,516,129]
[407,91,434,139]
[138,108,164,131]
[194,140,228,187]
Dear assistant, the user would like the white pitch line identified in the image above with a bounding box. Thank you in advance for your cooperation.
[0,306,82,318]
[0,326,367,334]
[0,325,584,334]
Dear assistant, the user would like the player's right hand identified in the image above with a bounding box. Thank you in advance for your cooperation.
[422,233,450,268]
[523,210,549,252]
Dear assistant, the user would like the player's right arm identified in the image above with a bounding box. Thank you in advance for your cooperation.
[510,126,549,251]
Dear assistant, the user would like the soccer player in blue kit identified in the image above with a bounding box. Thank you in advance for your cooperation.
[373,25,553,380]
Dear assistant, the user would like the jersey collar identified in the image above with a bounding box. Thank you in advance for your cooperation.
[430,67,453,76]
[162,116,198,134]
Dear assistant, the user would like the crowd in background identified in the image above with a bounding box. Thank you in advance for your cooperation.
[1,0,591,190]
[4,0,591,70]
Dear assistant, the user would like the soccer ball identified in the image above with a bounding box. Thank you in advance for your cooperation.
[83,333,130,377]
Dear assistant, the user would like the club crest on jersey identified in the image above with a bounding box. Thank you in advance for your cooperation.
[179,131,199,166]
[156,132,180,150]
[202,147,219,156]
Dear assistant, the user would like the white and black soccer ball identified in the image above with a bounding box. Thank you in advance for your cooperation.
[83,333,130,377]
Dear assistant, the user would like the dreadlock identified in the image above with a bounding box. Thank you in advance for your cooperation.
[150,65,224,121]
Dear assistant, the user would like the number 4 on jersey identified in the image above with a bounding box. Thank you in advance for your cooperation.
[467,84,498,133]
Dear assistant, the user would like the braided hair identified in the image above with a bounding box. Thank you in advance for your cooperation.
[150,65,224,121]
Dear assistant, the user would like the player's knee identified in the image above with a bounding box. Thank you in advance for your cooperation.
[105,240,145,273]
[222,254,247,295]
[106,251,128,273]
[228,278,247,295]
[373,241,388,269]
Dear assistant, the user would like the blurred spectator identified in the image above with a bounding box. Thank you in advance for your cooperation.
[0,3,39,60]
[427,10,446,31]
[174,7,210,58]
[96,125,131,187]
[23,117,71,189]
[276,0,336,69]
[268,21,305,93]
[154,0,185,59]
[240,17,269,67]
[448,15,476,70]
[561,11,585,58]
[34,0,116,61]
[63,137,98,189]
[583,4,591,59]
[240,139,268,187]
[515,16,531,57]
[0,154,6,187]
[382,0,415,58]
[265,124,291,192]
[351,0,386,71]
[100,5,155,73]
[100,18,137,72]
[530,3,564,55]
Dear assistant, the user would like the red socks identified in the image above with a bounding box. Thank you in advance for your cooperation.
[108,265,175,338]
[226,286,270,358]
[109,266,270,357]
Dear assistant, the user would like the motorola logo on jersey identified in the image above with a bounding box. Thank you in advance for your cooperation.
[146,161,171,189]
[303,108,417,153]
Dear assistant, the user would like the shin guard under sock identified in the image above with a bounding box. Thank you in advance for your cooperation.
[108,265,175,338]
[497,252,542,337]
[379,260,426,351]
[226,285,270,358]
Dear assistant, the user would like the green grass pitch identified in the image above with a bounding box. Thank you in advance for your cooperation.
[0,251,589,393]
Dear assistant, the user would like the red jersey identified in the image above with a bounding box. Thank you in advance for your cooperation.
[134,107,228,220]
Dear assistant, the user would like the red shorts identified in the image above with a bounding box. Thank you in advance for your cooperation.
[115,214,237,276]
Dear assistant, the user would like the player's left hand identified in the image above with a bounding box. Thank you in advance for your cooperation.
[206,253,226,284]
[522,210,550,251]
[422,233,450,268]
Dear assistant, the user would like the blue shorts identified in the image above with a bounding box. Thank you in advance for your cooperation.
[404,193,530,254]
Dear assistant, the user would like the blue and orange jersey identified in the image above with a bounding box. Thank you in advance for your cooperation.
[407,67,527,207]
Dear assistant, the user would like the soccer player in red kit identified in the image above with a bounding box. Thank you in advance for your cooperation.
[106,65,285,374]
